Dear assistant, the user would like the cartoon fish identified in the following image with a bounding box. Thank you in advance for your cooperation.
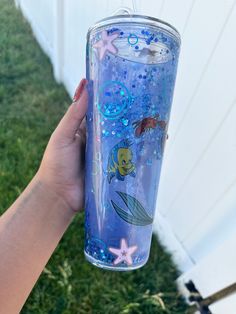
[107,139,136,183]
[132,114,167,137]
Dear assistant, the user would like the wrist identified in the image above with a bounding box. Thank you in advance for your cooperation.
[31,172,76,220]
[0,171,76,314]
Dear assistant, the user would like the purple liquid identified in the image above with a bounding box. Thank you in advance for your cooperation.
[85,18,180,271]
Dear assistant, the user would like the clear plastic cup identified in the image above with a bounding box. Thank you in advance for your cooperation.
[84,14,180,271]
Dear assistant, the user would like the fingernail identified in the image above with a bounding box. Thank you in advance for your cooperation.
[73,79,87,102]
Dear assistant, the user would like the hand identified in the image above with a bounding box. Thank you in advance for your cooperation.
[36,79,88,212]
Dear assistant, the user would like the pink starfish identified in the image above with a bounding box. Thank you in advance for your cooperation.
[93,30,119,60]
[109,238,138,266]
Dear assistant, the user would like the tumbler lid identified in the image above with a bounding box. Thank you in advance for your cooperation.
[87,14,181,44]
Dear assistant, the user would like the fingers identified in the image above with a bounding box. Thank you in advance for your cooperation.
[52,79,88,142]
[73,78,87,102]
[79,117,86,138]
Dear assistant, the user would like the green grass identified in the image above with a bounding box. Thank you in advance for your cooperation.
[0,1,189,313]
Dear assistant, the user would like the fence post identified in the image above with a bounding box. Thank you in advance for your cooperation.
[53,0,64,83]
[14,0,20,8]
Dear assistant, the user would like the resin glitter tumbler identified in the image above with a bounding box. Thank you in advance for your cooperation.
[84,14,180,271]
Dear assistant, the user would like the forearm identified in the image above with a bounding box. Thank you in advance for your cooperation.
[0,174,75,314]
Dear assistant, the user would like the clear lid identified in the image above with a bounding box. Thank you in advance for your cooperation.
[87,13,181,45]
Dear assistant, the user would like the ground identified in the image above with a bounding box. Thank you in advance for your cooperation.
[0,0,189,313]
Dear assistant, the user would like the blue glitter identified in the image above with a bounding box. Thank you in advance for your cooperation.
[107,27,119,34]
[97,81,131,119]
[85,237,114,264]
[86,22,180,269]
[121,118,129,126]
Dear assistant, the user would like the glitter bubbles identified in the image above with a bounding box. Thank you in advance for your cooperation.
[85,237,114,264]
[97,81,131,119]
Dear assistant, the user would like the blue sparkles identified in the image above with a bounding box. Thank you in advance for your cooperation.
[121,118,129,126]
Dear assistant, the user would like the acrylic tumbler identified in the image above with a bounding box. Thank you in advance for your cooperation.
[84,14,180,271]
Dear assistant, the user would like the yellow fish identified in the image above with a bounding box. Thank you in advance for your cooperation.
[107,139,136,184]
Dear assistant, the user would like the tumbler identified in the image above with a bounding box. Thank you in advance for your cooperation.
[84,13,180,271]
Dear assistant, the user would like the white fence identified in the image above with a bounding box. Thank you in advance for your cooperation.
[16,0,236,312]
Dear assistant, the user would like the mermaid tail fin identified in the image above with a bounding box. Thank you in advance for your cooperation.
[111,191,153,226]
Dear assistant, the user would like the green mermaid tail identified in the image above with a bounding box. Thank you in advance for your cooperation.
[111,191,153,226]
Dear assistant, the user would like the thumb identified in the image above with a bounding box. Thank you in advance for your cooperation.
[52,79,88,142]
